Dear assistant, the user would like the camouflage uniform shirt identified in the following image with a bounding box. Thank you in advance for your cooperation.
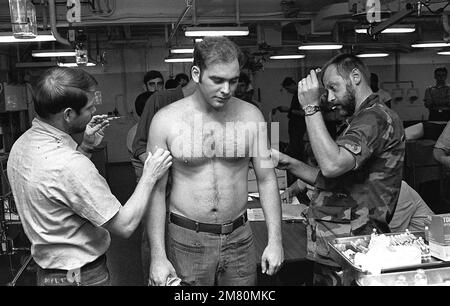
[306,94,405,266]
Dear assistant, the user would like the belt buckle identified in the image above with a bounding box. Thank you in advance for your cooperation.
[221,222,234,234]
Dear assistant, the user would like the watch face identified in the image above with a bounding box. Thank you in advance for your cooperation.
[304,105,319,115]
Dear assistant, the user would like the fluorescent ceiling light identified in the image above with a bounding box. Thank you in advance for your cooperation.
[437,51,450,55]
[170,48,194,54]
[355,25,415,34]
[411,42,450,48]
[298,44,343,50]
[356,53,389,58]
[270,54,306,60]
[32,50,76,57]
[194,38,203,42]
[0,33,56,43]
[58,62,96,67]
[164,57,193,63]
[185,26,249,37]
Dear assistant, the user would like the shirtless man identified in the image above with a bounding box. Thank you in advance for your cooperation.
[146,37,283,286]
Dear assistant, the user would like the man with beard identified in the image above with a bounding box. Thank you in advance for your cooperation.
[7,67,173,286]
[147,36,283,286]
[272,54,405,285]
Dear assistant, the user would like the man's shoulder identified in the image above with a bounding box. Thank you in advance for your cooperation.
[232,98,264,119]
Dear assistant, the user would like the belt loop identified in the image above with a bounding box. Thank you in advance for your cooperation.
[195,222,199,232]
[242,213,246,224]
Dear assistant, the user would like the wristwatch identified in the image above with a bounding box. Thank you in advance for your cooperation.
[303,105,321,116]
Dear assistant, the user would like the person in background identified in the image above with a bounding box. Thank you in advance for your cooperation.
[234,72,262,110]
[175,73,189,87]
[7,67,172,286]
[272,54,405,285]
[126,91,153,182]
[370,73,392,108]
[143,70,164,93]
[424,67,450,121]
[164,79,179,89]
[147,36,283,286]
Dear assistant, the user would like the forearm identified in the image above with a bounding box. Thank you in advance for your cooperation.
[305,112,350,176]
[287,159,319,185]
[434,148,450,168]
[119,176,156,234]
[258,177,282,245]
[147,189,168,261]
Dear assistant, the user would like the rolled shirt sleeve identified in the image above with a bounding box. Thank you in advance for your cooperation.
[336,110,386,170]
[434,121,450,154]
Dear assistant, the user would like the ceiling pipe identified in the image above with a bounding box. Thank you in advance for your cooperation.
[48,0,70,45]
[443,13,450,40]
[167,0,193,44]
[192,0,197,25]
[236,0,240,25]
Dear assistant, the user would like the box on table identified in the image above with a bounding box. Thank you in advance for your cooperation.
[428,214,450,245]
[429,241,450,261]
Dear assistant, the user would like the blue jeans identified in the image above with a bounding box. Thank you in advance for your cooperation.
[167,220,257,286]
[36,255,111,286]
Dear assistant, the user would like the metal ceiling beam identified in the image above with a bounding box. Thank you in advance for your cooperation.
[167,0,193,44]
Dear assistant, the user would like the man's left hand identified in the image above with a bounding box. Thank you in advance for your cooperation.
[298,69,321,108]
[82,114,110,149]
[261,242,284,276]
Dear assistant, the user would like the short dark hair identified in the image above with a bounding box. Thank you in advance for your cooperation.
[282,77,296,88]
[143,70,164,84]
[174,73,189,84]
[165,79,179,89]
[321,53,370,85]
[435,67,448,75]
[193,36,244,73]
[33,67,98,119]
[134,91,153,117]
[239,72,250,85]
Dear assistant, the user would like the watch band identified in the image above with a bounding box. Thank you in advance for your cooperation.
[303,105,321,116]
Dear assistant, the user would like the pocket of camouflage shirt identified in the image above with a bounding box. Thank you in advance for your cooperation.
[307,206,352,259]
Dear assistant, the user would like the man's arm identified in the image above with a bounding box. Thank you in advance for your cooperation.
[434,122,450,168]
[103,148,172,238]
[271,149,319,184]
[297,70,356,178]
[252,111,284,276]
[146,110,177,286]
[433,148,450,168]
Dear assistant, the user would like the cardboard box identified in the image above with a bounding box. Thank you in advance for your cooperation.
[429,241,450,261]
[428,214,450,245]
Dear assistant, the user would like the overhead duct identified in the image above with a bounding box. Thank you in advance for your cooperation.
[48,0,70,45]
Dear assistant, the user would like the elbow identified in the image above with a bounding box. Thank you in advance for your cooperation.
[433,149,443,164]
[320,164,344,178]
[115,225,135,239]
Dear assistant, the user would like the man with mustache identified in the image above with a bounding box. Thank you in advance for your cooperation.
[146,36,283,286]
[272,54,405,285]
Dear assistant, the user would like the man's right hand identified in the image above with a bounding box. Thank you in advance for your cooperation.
[271,149,292,170]
[149,258,177,286]
[142,148,172,181]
